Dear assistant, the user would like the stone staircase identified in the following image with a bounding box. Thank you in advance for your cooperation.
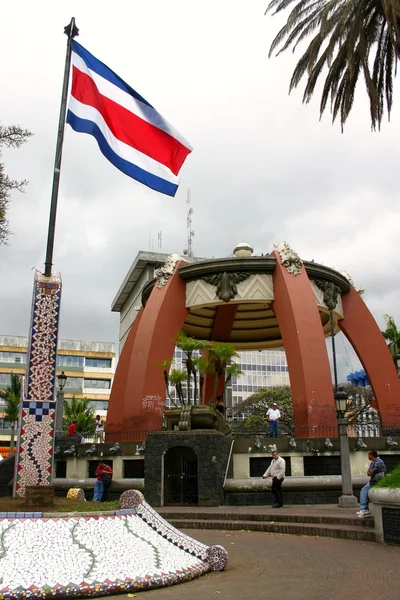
[156,506,376,542]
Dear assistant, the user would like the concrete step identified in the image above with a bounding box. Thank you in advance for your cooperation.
[166,518,377,542]
[158,510,374,528]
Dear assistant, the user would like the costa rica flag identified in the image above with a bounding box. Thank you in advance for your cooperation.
[67,40,192,197]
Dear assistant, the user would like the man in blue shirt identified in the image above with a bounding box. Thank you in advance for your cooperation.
[357,450,386,518]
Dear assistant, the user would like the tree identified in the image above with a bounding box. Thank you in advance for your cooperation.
[381,314,400,367]
[231,386,294,435]
[206,342,240,405]
[265,0,400,130]
[3,373,22,456]
[175,333,208,404]
[0,123,33,244]
[160,335,242,408]
[63,396,95,437]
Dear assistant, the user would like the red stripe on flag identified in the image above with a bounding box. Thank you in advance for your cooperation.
[70,66,191,175]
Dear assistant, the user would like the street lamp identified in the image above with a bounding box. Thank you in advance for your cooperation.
[334,388,357,506]
[55,371,67,439]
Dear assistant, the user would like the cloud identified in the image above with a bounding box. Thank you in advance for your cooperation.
[1,0,399,383]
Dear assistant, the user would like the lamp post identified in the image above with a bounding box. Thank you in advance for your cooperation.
[334,389,357,506]
[329,309,357,506]
[55,371,67,439]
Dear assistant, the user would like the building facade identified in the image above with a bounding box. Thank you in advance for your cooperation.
[0,335,116,452]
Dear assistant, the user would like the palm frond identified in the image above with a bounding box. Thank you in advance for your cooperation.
[266,0,400,128]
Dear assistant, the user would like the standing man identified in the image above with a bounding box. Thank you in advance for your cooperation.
[93,462,113,502]
[94,415,105,443]
[262,450,286,508]
[357,450,386,518]
[267,402,281,438]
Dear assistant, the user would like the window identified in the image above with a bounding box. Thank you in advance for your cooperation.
[57,355,84,367]
[65,377,84,389]
[88,400,109,411]
[84,379,111,389]
[123,460,144,478]
[0,374,11,385]
[0,419,11,430]
[85,358,112,368]
[55,461,67,478]
[0,351,27,364]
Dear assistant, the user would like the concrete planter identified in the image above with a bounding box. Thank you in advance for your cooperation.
[164,406,230,434]
[369,487,400,544]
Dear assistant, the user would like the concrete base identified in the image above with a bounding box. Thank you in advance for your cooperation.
[338,494,358,506]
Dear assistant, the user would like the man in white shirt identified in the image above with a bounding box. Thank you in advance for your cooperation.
[95,415,105,443]
[266,402,281,438]
[262,450,286,508]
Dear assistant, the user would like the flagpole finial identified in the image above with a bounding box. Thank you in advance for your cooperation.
[64,17,79,39]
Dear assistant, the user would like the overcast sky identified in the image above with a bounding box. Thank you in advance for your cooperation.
[1,0,399,381]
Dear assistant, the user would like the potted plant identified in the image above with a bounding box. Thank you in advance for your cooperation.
[161,333,242,433]
[368,464,400,544]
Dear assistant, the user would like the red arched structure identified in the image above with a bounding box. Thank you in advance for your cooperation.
[339,286,400,429]
[107,250,400,441]
[271,250,337,434]
[106,260,189,440]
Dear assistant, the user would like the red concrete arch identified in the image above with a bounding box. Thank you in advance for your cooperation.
[106,262,188,441]
[271,250,337,435]
[339,287,400,429]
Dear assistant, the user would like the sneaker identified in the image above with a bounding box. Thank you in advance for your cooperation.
[357,510,370,519]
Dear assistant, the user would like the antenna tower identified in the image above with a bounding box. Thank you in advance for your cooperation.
[184,189,195,257]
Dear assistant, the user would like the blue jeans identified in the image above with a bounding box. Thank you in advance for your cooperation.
[93,480,104,501]
[360,483,371,510]
[269,420,279,438]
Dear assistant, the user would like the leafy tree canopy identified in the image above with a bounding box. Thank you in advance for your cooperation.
[0,123,33,245]
[63,396,95,436]
[381,314,400,364]
[231,386,294,435]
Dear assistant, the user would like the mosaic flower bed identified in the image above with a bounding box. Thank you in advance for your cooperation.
[0,490,228,599]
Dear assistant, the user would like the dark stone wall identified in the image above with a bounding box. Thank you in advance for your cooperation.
[225,489,361,506]
[144,431,232,507]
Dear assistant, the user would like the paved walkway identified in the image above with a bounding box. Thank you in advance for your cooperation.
[112,506,400,600]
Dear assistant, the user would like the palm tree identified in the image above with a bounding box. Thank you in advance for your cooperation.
[206,342,240,405]
[175,332,208,404]
[265,0,400,129]
[382,314,400,368]
[63,396,96,437]
[3,373,22,456]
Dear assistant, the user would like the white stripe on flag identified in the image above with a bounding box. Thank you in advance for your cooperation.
[68,97,180,185]
[71,52,192,149]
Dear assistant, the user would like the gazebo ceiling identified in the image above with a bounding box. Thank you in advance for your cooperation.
[141,252,348,350]
[182,302,333,350]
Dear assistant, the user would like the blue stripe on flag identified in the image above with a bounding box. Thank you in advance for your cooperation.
[71,40,153,108]
[66,110,179,197]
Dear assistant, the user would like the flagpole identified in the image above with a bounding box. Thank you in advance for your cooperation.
[44,17,79,277]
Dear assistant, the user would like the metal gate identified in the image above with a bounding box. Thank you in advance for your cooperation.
[164,446,198,505]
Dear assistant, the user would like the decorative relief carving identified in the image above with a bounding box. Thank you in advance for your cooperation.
[202,272,251,302]
[314,279,341,310]
[155,253,182,288]
[274,242,303,276]
[340,271,365,294]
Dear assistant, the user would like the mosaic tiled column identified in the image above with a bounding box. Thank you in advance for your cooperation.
[13,270,62,497]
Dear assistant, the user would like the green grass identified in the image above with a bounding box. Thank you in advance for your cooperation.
[375,465,400,489]
[0,496,120,513]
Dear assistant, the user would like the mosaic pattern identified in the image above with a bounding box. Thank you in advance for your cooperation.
[0,495,227,599]
[66,488,86,502]
[14,270,62,498]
